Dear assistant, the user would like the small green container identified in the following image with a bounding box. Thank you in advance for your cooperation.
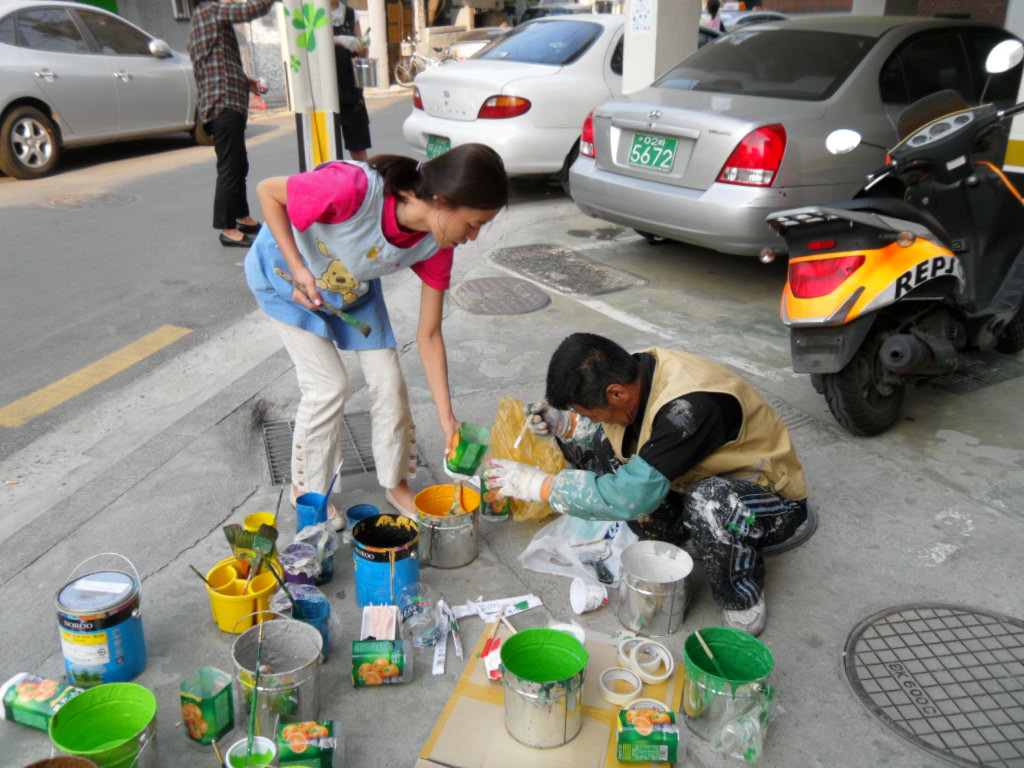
[445,422,490,475]
[180,667,233,746]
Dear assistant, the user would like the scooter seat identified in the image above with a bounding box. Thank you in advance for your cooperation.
[825,198,952,248]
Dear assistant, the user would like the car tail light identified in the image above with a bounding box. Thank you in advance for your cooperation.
[478,96,530,119]
[788,254,865,298]
[718,124,786,186]
[413,87,423,110]
[581,111,595,158]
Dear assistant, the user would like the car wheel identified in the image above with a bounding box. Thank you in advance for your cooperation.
[0,106,60,179]
[558,141,579,196]
[191,113,214,146]
[635,230,670,246]
[821,331,905,436]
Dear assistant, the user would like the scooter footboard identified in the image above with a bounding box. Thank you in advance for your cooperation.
[790,315,875,374]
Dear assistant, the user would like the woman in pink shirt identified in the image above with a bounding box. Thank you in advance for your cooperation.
[245,145,508,525]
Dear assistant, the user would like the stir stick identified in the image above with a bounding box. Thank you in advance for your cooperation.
[246,622,265,763]
[481,602,508,657]
[695,629,727,678]
[512,415,532,450]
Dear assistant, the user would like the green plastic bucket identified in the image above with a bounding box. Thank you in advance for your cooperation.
[682,627,774,747]
[500,627,589,748]
[49,683,157,768]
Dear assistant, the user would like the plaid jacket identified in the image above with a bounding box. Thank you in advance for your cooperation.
[188,0,276,124]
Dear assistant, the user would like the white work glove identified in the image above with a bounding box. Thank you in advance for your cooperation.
[526,402,577,438]
[334,34,362,52]
[484,459,552,503]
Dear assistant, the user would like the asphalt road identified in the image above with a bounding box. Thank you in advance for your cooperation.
[0,93,423,461]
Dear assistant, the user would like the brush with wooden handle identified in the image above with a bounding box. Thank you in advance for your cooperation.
[274,267,371,338]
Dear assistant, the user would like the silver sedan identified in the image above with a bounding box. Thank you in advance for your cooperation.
[0,0,200,179]
[569,16,1022,255]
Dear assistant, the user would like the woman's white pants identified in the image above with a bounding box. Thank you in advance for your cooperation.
[274,320,416,495]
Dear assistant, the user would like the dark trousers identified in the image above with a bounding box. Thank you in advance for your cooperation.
[558,432,807,611]
[206,109,250,230]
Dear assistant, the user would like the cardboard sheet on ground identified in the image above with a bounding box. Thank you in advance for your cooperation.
[416,629,684,768]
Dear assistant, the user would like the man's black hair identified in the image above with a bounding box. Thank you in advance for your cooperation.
[545,333,639,410]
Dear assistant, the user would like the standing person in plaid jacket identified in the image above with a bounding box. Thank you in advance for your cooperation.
[188,0,278,248]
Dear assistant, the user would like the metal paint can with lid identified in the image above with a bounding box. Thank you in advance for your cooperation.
[55,553,146,687]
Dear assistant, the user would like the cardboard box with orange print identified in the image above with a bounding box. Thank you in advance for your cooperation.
[616,706,680,762]
[277,720,336,767]
[1,673,83,733]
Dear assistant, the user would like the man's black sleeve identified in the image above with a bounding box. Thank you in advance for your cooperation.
[637,392,741,481]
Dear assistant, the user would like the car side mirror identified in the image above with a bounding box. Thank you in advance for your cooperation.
[985,39,1023,74]
[826,129,862,156]
[149,39,172,58]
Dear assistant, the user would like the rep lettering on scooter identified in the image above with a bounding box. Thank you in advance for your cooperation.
[893,256,963,300]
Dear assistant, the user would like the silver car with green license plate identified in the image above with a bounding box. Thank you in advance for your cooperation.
[569,16,1022,255]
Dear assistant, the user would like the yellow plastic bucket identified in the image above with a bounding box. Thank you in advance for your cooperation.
[205,557,281,634]
[243,512,276,532]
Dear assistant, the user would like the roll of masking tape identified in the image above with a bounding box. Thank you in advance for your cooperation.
[628,639,674,684]
[617,636,662,674]
[599,666,643,706]
[623,697,669,713]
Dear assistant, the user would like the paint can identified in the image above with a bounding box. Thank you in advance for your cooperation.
[415,484,480,569]
[617,540,693,637]
[682,627,775,747]
[231,616,323,739]
[48,682,157,768]
[55,554,146,687]
[500,627,589,748]
[351,514,419,606]
[352,58,378,89]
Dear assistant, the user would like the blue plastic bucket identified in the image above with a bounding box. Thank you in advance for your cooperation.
[55,555,146,687]
[352,514,419,606]
[296,492,328,532]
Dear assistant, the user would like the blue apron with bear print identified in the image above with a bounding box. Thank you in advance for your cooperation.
[245,163,442,350]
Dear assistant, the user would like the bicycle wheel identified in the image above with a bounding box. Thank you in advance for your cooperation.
[394,59,416,87]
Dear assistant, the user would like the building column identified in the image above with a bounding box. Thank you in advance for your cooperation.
[623,0,700,95]
[367,0,389,87]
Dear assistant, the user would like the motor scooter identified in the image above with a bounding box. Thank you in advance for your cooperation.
[761,40,1024,436]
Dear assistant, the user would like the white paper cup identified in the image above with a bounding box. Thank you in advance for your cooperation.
[570,577,608,614]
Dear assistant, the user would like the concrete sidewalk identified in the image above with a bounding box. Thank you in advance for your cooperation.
[1,188,1022,768]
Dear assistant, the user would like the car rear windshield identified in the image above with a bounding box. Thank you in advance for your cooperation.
[476,19,602,66]
[656,29,876,101]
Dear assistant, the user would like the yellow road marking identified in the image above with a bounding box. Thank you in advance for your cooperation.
[0,325,193,427]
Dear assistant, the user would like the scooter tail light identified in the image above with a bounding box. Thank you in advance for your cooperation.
[413,87,423,110]
[478,95,531,119]
[580,110,595,158]
[718,124,787,186]
[788,254,865,298]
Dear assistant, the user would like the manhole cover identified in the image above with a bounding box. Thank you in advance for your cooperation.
[46,192,137,209]
[922,352,1024,395]
[261,413,426,486]
[845,604,1024,767]
[490,244,645,295]
[450,276,550,315]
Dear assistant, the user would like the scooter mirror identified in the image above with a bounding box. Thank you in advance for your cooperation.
[826,129,862,156]
[985,39,1023,74]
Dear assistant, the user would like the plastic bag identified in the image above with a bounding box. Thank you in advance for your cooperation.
[489,396,566,521]
[518,514,638,587]
[712,685,782,764]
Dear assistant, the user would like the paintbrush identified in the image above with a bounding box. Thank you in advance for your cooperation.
[273,268,371,337]
[695,630,727,678]
[189,564,215,589]
[211,737,224,765]
[246,622,265,764]
[512,414,532,450]
[481,602,508,658]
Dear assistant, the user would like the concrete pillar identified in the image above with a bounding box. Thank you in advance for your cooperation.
[850,0,918,14]
[1005,0,1024,171]
[623,0,700,95]
[367,0,389,87]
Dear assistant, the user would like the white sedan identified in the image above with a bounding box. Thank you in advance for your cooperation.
[403,14,625,186]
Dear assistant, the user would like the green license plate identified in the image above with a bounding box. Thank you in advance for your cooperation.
[426,135,451,159]
[627,133,678,172]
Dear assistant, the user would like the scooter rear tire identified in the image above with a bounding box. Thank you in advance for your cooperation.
[995,305,1024,354]
[822,333,905,436]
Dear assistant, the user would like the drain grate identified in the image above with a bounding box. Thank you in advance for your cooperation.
[260,412,425,485]
[490,244,645,295]
[845,604,1024,767]
[922,352,1024,395]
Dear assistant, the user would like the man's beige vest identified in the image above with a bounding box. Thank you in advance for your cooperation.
[602,349,807,500]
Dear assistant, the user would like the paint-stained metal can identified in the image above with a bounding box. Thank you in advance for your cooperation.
[55,554,146,687]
